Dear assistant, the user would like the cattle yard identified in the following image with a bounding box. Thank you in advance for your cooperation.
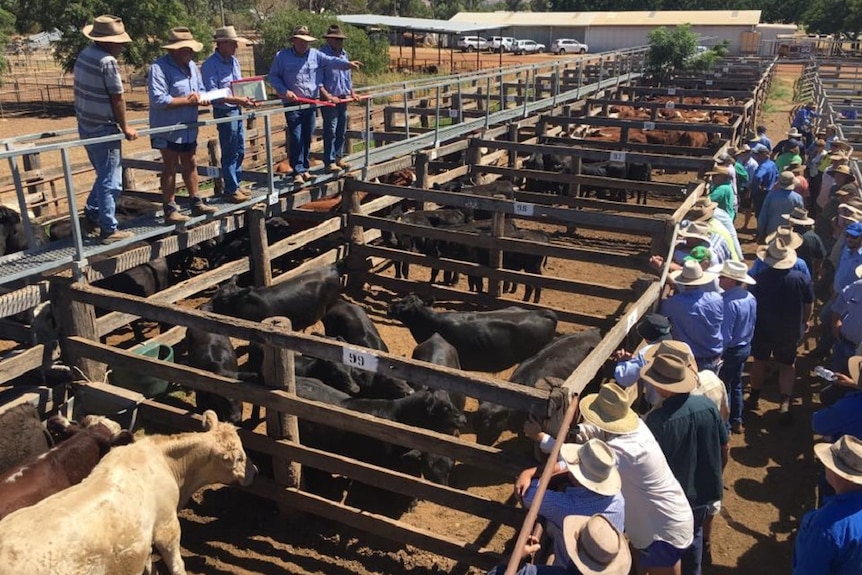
[0,52,775,574]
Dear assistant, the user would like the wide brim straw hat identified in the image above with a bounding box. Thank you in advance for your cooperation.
[782,206,815,226]
[814,435,862,486]
[324,24,348,39]
[778,171,797,190]
[686,198,717,221]
[291,25,317,42]
[639,353,699,394]
[162,27,203,52]
[82,15,131,43]
[718,260,756,285]
[559,439,622,497]
[563,515,632,575]
[642,339,697,369]
[669,259,717,286]
[579,383,639,434]
[678,221,712,243]
[213,25,250,44]
[756,237,798,270]
[765,225,804,250]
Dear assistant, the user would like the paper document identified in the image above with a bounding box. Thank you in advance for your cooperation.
[200,88,231,102]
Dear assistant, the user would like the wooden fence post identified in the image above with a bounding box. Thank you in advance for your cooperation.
[342,178,368,293]
[249,205,273,288]
[419,98,430,128]
[262,316,301,508]
[22,151,44,217]
[50,278,105,383]
[508,124,519,169]
[207,139,224,196]
[488,194,507,298]
[247,115,259,164]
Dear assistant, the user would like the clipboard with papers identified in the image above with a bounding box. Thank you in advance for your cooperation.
[230,76,268,102]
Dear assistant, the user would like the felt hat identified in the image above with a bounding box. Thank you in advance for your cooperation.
[718,260,756,285]
[679,221,712,243]
[830,153,849,162]
[563,515,632,575]
[670,259,717,286]
[732,144,750,156]
[82,15,132,43]
[640,353,699,394]
[686,197,718,221]
[642,340,697,370]
[765,225,803,250]
[162,27,203,52]
[579,383,639,434]
[324,24,347,39]
[778,171,797,190]
[835,164,854,177]
[291,25,317,42]
[814,435,862,486]
[213,26,250,44]
[756,237,797,269]
[787,127,802,138]
[559,439,622,497]
[635,313,671,343]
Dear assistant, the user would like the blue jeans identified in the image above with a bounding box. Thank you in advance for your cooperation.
[681,505,709,575]
[720,344,751,426]
[82,134,122,234]
[321,102,348,165]
[213,107,245,195]
[285,107,316,174]
[487,563,570,575]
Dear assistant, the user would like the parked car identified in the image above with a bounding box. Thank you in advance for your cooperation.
[550,38,589,54]
[488,36,517,53]
[457,36,489,52]
[513,39,546,55]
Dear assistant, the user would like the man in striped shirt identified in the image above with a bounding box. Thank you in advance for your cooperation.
[73,15,138,244]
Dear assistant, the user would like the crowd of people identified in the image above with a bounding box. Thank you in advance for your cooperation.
[499,119,862,574]
[72,16,360,244]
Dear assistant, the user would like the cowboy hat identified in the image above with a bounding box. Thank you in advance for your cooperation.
[670,259,717,286]
[291,25,317,42]
[213,26,250,44]
[640,353,698,394]
[732,144,751,156]
[778,171,797,190]
[782,206,816,227]
[82,15,131,43]
[686,198,717,221]
[718,260,756,285]
[765,225,803,250]
[642,340,697,370]
[162,27,203,52]
[848,355,862,385]
[563,515,632,575]
[832,140,854,152]
[787,127,802,138]
[679,221,712,243]
[835,164,854,177]
[559,439,621,497]
[635,313,671,343]
[579,383,639,434]
[814,435,862,485]
[830,152,849,162]
[324,24,347,39]
[756,237,797,269]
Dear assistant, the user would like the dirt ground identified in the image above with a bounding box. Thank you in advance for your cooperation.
[6,62,822,574]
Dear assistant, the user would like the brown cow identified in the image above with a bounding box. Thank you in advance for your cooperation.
[0,416,132,520]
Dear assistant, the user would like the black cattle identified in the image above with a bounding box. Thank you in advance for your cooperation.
[199,217,292,269]
[94,258,174,341]
[522,152,565,194]
[474,328,603,445]
[573,161,652,204]
[294,353,361,395]
[211,265,341,330]
[426,219,519,291]
[388,295,558,372]
[0,205,48,256]
[384,208,469,282]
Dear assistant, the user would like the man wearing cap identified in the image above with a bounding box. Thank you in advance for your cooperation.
[757,171,804,241]
[612,313,674,408]
[73,15,138,245]
[792,435,862,575]
[750,144,779,229]
[533,383,693,575]
[791,102,819,149]
[515,436,625,570]
[716,261,757,433]
[319,25,359,174]
[784,207,826,282]
[706,166,735,222]
[268,26,361,186]
[201,26,257,204]
[644,352,729,575]
[148,27,217,223]
[748,238,814,418]
[661,260,724,373]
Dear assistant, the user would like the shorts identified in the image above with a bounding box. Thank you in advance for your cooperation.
[638,539,686,568]
[751,329,799,365]
[152,137,197,154]
[739,188,752,209]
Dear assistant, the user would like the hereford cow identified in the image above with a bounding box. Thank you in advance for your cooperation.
[387,295,557,372]
[0,411,256,575]
[0,416,132,520]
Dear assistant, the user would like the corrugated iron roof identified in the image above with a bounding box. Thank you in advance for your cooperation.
[450,10,761,27]
[337,15,496,34]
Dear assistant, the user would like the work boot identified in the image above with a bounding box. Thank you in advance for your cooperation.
[779,394,793,425]
[746,389,761,411]
[224,190,251,204]
[100,229,134,245]
[293,174,306,186]
[164,209,190,224]
[732,422,744,434]
[301,172,315,182]
[336,158,352,170]
[326,163,341,173]
[191,200,217,216]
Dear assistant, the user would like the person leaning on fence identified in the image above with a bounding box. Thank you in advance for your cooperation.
[73,15,138,245]
[148,27,217,224]
[318,24,359,174]
[267,25,362,186]
[201,26,257,205]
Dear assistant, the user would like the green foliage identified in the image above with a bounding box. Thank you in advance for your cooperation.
[802,0,859,36]
[0,7,13,75]
[646,24,698,82]
[257,8,389,76]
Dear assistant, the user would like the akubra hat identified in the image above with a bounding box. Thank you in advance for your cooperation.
[324,24,347,39]
[678,221,712,243]
[756,237,797,269]
[563,515,632,575]
[814,435,862,486]
[559,439,622,497]
[82,15,131,44]
[787,127,802,138]
[782,206,815,226]
[213,26,250,45]
[765,225,803,250]
[778,171,797,190]
[686,197,717,222]
[642,340,697,370]
[162,27,203,52]
[291,25,317,42]
[579,383,639,434]
[640,353,699,394]
[718,260,756,285]
[669,259,717,286]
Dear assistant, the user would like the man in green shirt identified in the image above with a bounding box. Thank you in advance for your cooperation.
[707,167,736,221]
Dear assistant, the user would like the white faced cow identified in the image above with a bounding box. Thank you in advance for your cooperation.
[0,410,256,575]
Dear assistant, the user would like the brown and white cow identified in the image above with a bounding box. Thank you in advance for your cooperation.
[0,411,256,575]
[0,416,131,520]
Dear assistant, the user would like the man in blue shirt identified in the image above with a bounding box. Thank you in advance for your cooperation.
[793,435,862,575]
[757,171,805,242]
[841,98,858,121]
[201,26,257,204]
[831,267,862,373]
[319,25,358,174]
[717,261,757,434]
[814,355,862,441]
[268,25,360,186]
[791,102,819,148]
[751,145,778,222]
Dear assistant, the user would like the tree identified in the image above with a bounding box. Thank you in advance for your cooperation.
[802,0,857,37]
[0,8,13,75]
[646,24,698,83]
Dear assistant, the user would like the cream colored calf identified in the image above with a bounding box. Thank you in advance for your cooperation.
[0,411,256,575]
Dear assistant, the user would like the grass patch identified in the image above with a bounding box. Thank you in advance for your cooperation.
[762,77,793,114]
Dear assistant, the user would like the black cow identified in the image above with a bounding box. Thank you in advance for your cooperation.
[522,152,565,195]
[474,328,603,445]
[294,353,361,395]
[384,208,469,282]
[211,265,341,330]
[0,205,48,256]
[94,258,174,341]
[388,295,558,372]
[199,217,292,269]
[572,160,652,204]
